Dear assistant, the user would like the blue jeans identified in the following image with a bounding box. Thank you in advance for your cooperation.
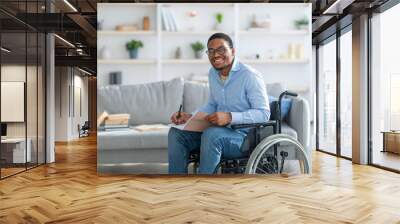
[168,126,248,174]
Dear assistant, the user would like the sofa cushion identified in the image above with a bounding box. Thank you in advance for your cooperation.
[281,123,298,139]
[98,78,184,125]
[98,127,170,150]
[183,81,209,114]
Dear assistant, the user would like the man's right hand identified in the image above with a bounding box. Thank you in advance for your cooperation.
[171,112,192,125]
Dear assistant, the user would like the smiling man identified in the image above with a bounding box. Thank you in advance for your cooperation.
[168,33,270,174]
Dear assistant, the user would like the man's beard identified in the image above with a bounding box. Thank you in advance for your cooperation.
[213,58,229,71]
[213,57,234,71]
[214,63,229,71]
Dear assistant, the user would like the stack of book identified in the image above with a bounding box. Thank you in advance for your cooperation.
[161,7,178,31]
[104,114,130,131]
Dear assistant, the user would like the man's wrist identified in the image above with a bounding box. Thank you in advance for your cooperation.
[227,112,232,124]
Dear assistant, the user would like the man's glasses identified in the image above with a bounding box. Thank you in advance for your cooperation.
[206,47,229,56]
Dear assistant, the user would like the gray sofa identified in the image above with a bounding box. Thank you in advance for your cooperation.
[97,78,310,174]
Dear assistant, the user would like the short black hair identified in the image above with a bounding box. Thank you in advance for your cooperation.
[207,33,234,48]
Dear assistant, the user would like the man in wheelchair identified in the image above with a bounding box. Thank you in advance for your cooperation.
[168,33,271,174]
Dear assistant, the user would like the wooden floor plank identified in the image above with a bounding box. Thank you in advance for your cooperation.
[0,135,400,223]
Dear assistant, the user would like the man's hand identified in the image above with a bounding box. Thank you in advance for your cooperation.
[205,112,232,126]
[171,112,192,125]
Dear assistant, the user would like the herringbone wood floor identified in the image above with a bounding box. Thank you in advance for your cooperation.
[1,135,400,224]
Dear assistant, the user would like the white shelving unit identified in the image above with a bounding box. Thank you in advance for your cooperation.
[162,59,209,64]
[98,59,157,64]
[98,3,312,98]
[241,59,309,64]
[98,30,156,35]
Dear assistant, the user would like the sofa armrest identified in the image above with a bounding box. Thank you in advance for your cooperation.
[287,97,310,151]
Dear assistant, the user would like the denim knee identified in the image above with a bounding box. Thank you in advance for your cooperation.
[201,127,225,152]
[168,127,182,143]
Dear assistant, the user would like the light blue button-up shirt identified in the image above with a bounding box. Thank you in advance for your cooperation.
[199,58,270,125]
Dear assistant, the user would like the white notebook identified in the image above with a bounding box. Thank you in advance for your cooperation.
[169,112,212,132]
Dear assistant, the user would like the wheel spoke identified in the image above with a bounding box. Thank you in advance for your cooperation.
[256,167,268,174]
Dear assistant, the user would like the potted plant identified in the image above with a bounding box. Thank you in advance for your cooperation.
[294,17,308,30]
[190,41,205,59]
[126,39,143,59]
[214,12,223,30]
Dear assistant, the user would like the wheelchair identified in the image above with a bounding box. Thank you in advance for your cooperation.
[78,121,90,138]
[187,91,311,175]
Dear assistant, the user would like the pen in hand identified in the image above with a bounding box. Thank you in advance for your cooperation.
[176,104,183,120]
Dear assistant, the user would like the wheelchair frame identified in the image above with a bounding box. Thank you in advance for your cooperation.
[187,91,311,175]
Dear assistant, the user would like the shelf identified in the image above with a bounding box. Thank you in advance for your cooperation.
[162,59,209,64]
[241,59,309,64]
[239,30,308,35]
[98,3,156,7]
[98,30,156,35]
[162,31,233,36]
[161,3,233,7]
[98,59,156,64]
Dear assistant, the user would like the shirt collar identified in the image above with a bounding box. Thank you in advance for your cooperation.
[230,57,240,72]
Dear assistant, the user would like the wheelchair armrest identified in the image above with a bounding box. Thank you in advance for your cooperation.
[231,120,277,130]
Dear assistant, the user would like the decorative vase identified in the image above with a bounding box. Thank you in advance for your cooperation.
[98,20,104,30]
[214,22,222,31]
[299,24,308,30]
[175,47,182,59]
[100,46,111,59]
[143,16,150,31]
[194,51,203,59]
[129,49,139,59]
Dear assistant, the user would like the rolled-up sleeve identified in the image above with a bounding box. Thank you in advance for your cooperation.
[230,74,270,124]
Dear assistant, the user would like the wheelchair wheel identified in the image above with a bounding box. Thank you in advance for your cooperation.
[245,134,311,175]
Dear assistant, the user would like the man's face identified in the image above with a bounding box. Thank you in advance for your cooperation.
[207,38,235,71]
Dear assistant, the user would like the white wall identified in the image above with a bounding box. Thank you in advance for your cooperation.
[55,67,89,141]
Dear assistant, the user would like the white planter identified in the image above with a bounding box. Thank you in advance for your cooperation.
[214,23,223,31]
[100,46,111,59]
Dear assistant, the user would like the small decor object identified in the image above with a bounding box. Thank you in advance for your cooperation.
[190,41,205,59]
[258,14,271,30]
[248,14,271,31]
[214,12,223,31]
[265,49,274,60]
[100,46,111,59]
[98,20,104,30]
[294,17,308,30]
[126,39,143,59]
[295,44,304,59]
[288,43,296,60]
[109,71,122,85]
[188,10,198,31]
[175,47,182,59]
[143,16,150,30]
[116,24,139,31]
[250,14,258,29]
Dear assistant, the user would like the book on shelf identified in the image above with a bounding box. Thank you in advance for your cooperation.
[104,118,129,126]
[104,124,129,128]
[161,7,177,31]
[161,7,170,31]
[107,113,130,120]
[167,9,177,31]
